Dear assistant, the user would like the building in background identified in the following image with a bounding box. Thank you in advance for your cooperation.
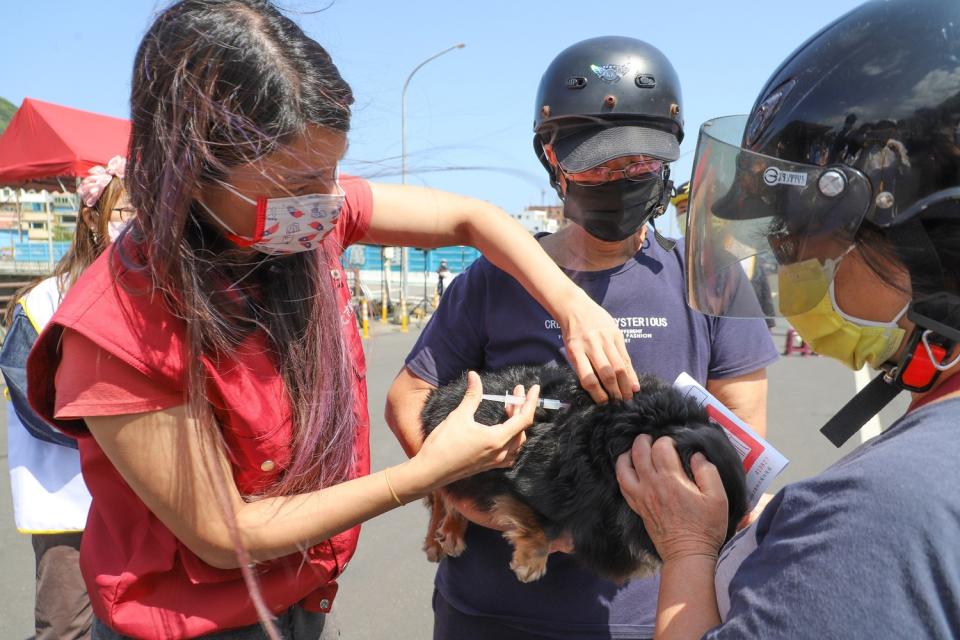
[0,187,78,241]
[510,205,564,234]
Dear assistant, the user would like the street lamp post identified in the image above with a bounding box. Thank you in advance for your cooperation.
[399,42,465,331]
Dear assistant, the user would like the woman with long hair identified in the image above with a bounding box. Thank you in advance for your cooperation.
[1,156,131,640]
[25,1,637,638]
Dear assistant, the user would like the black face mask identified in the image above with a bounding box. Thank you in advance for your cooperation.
[562,177,671,242]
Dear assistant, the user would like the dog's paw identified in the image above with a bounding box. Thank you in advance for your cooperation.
[424,542,444,563]
[510,557,548,583]
[437,529,466,557]
[424,530,446,562]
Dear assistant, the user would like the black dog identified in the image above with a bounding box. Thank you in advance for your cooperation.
[420,365,748,583]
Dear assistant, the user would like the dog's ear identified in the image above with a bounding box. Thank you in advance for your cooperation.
[671,424,749,540]
[605,435,636,462]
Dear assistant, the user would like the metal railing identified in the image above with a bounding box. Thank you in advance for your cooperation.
[0,259,52,276]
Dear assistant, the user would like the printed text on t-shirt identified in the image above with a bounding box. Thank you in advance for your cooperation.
[544,316,668,342]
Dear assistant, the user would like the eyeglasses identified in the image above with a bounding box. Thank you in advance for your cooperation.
[560,158,664,187]
[111,207,135,221]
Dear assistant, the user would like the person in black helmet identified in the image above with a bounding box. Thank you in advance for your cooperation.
[618,1,960,637]
[387,36,778,640]
[671,180,690,231]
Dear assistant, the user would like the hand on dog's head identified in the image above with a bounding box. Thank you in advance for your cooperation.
[596,397,749,544]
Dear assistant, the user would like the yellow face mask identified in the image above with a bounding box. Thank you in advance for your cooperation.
[779,257,908,371]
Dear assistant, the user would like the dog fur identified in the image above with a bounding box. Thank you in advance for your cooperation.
[420,365,748,583]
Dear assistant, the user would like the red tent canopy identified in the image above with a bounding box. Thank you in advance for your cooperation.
[0,98,130,188]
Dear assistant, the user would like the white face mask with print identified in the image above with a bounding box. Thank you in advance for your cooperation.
[201,179,345,255]
[107,220,127,242]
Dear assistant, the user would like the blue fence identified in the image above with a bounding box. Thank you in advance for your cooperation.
[12,242,71,262]
[2,237,481,271]
[340,244,480,273]
[0,231,69,262]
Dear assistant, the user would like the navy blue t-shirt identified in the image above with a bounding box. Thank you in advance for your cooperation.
[406,235,778,639]
[709,394,960,639]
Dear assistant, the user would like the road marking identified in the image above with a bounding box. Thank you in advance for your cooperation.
[854,367,883,443]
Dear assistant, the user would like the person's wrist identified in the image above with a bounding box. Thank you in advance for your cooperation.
[550,283,589,328]
[659,550,720,584]
[392,456,439,501]
[658,539,722,565]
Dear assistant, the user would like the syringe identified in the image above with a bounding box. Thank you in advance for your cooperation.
[481,394,569,411]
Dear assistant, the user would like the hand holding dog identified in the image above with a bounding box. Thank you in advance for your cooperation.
[557,291,640,403]
[616,434,729,563]
[413,372,540,490]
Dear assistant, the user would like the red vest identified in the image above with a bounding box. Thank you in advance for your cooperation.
[27,240,370,638]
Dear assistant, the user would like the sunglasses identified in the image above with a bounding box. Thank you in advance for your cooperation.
[560,158,663,187]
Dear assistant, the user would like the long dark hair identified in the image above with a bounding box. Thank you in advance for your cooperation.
[127,0,357,500]
[126,4,357,633]
[856,209,960,300]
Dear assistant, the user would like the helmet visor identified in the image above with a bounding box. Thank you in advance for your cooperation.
[686,115,873,319]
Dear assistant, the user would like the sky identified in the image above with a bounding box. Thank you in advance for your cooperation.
[2,0,867,237]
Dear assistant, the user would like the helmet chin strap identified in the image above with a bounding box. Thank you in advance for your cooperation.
[819,370,901,448]
[534,138,565,199]
[649,168,676,252]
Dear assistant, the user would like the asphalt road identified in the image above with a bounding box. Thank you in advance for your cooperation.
[0,324,909,638]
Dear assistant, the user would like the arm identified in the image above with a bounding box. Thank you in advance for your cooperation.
[706,368,768,438]
[364,182,638,402]
[385,366,507,531]
[86,373,539,570]
[384,366,433,459]
[657,555,721,640]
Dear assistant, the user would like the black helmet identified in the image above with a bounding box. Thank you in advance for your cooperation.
[742,0,960,231]
[533,36,684,175]
[686,0,960,321]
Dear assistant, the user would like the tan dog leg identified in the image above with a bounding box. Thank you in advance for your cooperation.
[436,493,468,557]
[423,491,469,562]
[491,497,552,583]
[423,491,446,562]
